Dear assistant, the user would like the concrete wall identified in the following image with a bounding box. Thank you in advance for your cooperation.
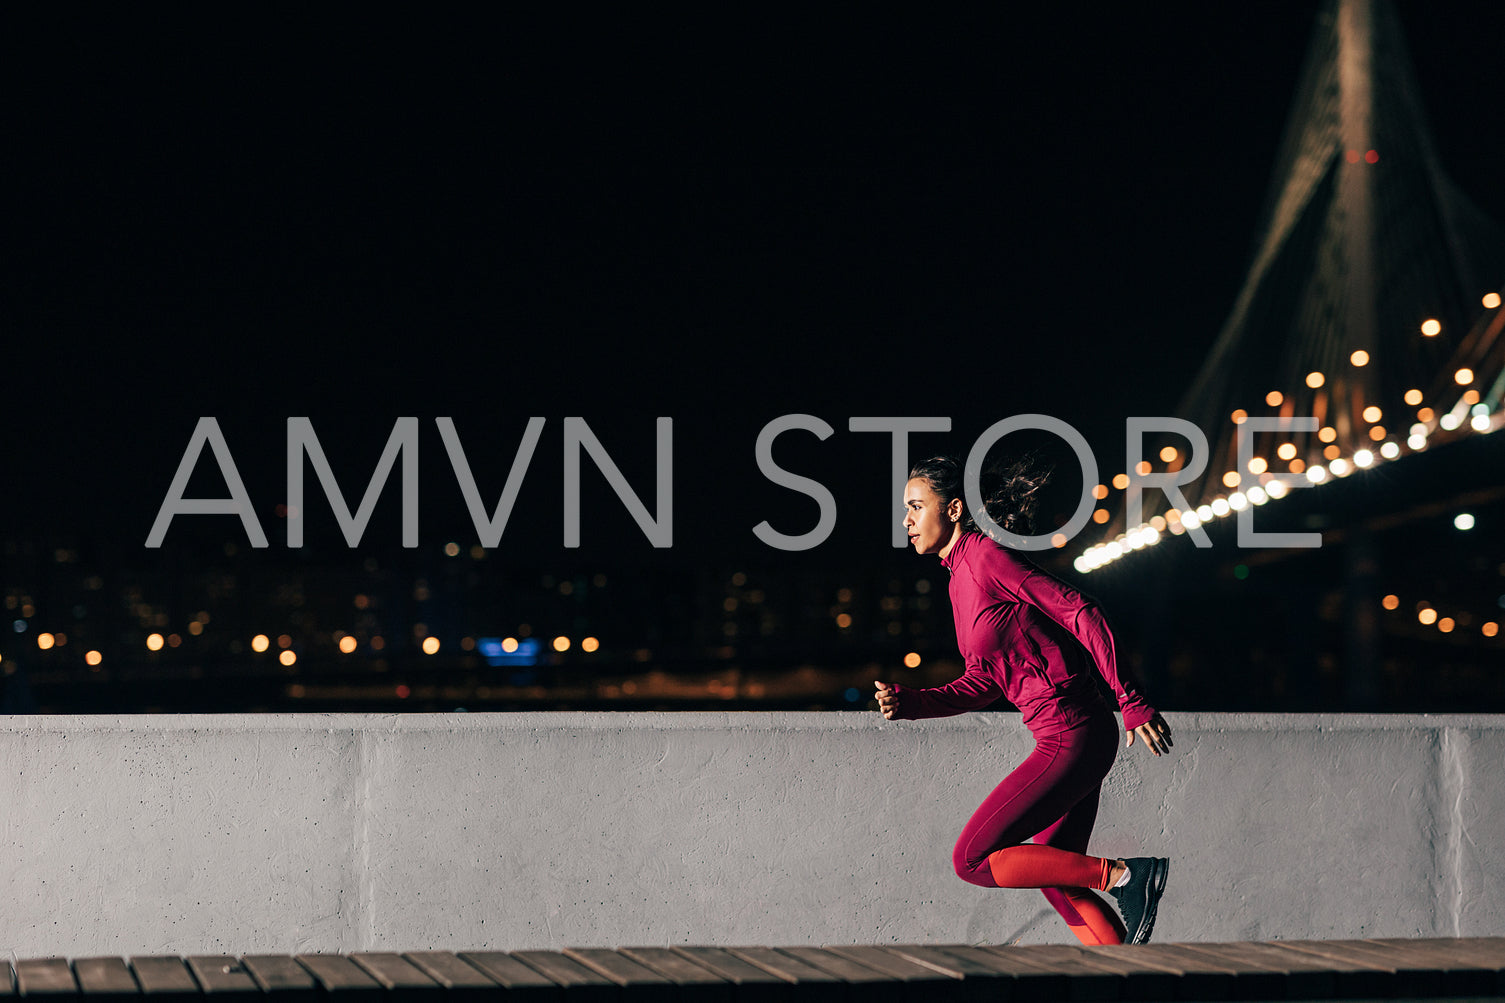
[0,712,1500,957]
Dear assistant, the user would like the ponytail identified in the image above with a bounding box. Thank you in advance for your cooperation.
[909,453,1051,537]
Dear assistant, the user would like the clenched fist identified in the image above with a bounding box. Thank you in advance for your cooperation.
[874,680,900,720]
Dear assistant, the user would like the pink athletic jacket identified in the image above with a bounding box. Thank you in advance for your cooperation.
[891,530,1157,735]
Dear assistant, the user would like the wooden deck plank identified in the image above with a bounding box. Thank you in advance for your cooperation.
[819,946,964,1000]
[73,959,140,1000]
[1261,939,1400,998]
[1349,938,1500,997]
[617,948,734,1002]
[128,959,199,997]
[1079,943,1240,1000]
[1367,936,1505,968]
[294,955,383,1003]
[881,945,1019,1001]
[1149,939,1306,993]
[349,954,444,1003]
[457,952,566,999]
[820,946,955,983]
[668,948,791,1002]
[400,952,503,1003]
[17,959,78,996]
[978,945,1118,1001]
[1059,939,1210,993]
[928,945,1069,1002]
[1413,935,1505,993]
[723,949,845,1001]
[1178,939,1344,988]
[17,959,80,996]
[774,947,903,1002]
[562,948,674,1000]
[1141,943,1258,1000]
[723,948,842,986]
[1013,942,1187,1001]
[506,952,616,1001]
[182,960,257,996]
[774,947,891,983]
[238,956,319,1003]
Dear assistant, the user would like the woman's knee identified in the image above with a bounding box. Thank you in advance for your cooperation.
[952,840,994,886]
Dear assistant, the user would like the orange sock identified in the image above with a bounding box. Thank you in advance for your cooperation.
[987,843,1113,891]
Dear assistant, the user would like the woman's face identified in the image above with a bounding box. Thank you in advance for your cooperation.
[903,477,962,556]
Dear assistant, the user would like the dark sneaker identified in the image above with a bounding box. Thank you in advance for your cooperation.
[1109,856,1169,944]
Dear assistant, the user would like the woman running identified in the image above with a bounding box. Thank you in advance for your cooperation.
[875,455,1173,945]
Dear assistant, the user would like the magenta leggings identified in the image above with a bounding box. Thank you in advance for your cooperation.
[952,708,1119,894]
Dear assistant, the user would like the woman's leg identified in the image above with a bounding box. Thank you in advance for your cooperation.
[951,712,1119,892]
[1035,786,1127,945]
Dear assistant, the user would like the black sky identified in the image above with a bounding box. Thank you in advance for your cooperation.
[7,4,1503,572]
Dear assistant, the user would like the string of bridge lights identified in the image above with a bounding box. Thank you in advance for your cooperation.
[1075,296,1503,575]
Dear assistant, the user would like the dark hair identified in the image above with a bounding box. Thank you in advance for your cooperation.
[909,453,1051,537]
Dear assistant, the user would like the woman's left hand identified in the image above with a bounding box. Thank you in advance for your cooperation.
[1126,713,1173,756]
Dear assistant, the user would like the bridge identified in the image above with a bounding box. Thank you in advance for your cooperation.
[1063,0,1501,569]
[1048,0,1504,715]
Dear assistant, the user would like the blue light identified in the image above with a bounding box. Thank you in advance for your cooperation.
[12,620,25,633]
[478,636,541,667]
[844,687,861,703]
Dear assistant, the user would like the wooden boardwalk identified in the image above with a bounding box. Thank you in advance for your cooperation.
[2,938,1503,1000]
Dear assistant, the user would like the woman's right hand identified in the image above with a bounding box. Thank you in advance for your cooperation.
[874,680,899,719]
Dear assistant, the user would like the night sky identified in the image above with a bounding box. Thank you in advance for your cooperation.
[9,4,1504,577]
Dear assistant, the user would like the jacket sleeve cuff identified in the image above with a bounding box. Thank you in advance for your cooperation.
[1121,703,1157,731]
[889,682,919,720]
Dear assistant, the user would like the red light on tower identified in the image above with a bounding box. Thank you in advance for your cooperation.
[1345,150,1361,163]
[1365,149,1379,164]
